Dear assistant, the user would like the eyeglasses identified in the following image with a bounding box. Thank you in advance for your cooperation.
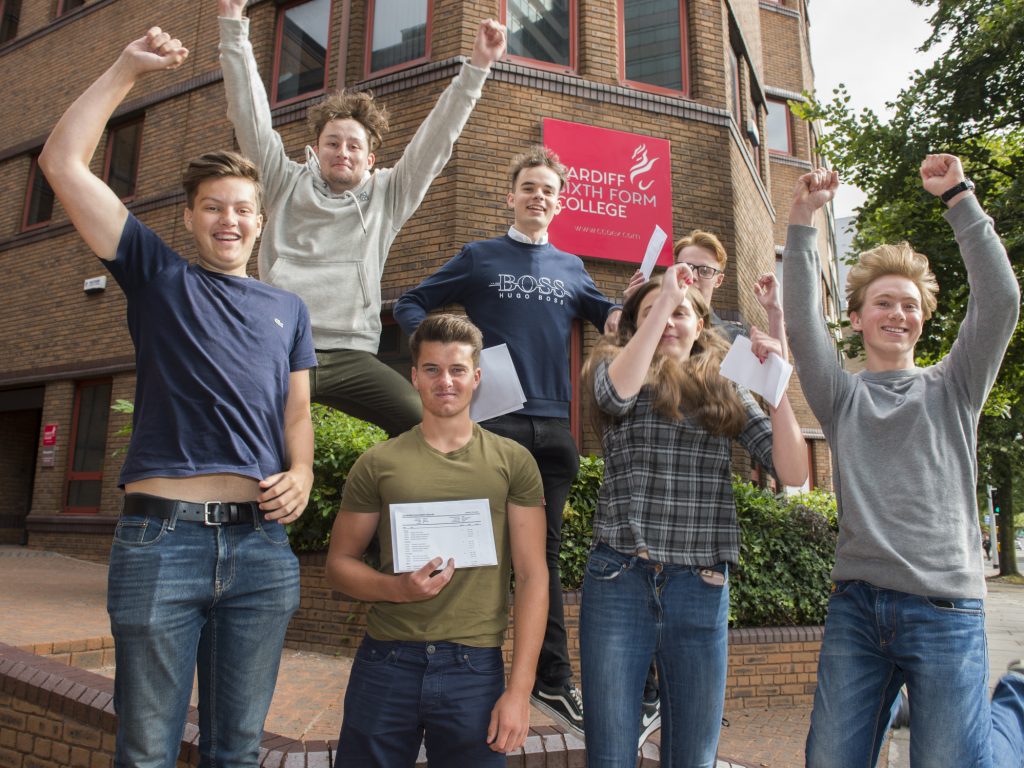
[677,262,723,280]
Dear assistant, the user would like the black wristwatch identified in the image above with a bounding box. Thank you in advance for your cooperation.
[941,178,975,203]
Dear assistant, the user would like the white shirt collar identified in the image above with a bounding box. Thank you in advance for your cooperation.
[507,225,548,245]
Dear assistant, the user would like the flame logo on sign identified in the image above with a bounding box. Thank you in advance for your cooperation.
[630,144,659,192]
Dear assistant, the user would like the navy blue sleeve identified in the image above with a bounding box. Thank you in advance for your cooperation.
[393,246,476,335]
[290,299,318,371]
[575,262,617,333]
[103,214,182,295]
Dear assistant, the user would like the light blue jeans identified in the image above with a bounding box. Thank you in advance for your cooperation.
[806,580,1024,768]
[580,543,729,768]
[107,511,300,768]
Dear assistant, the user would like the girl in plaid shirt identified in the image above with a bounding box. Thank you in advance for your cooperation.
[579,263,807,767]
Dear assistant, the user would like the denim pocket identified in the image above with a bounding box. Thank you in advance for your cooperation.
[355,639,398,666]
[459,646,504,675]
[924,596,984,616]
[112,515,168,547]
[258,519,292,547]
[829,580,854,599]
[585,550,630,581]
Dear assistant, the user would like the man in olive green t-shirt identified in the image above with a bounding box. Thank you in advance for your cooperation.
[326,314,548,766]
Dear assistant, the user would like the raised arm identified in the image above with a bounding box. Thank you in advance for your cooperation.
[486,501,547,753]
[920,154,1020,409]
[217,0,294,206]
[753,272,786,358]
[384,20,503,226]
[607,263,694,398]
[39,29,188,260]
[782,169,848,424]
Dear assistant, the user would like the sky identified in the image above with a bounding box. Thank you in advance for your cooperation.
[806,0,945,218]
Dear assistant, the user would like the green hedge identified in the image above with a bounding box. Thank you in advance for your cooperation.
[292,409,838,628]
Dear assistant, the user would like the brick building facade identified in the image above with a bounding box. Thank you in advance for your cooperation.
[0,0,841,555]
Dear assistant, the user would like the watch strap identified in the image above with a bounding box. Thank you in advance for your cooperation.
[941,178,975,203]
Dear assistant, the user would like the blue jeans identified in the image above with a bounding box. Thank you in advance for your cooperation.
[107,510,299,768]
[806,580,1024,768]
[336,636,507,767]
[481,413,579,686]
[580,543,729,767]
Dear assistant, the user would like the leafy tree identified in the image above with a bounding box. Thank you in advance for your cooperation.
[795,0,1023,574]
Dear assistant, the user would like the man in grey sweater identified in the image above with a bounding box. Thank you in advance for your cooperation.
[218,0,505,435]
[784,155,1024,767]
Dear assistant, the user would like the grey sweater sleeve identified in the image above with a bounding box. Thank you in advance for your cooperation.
[384,62,488,232]
[782,224,850,430]
[939,196,1020,411]
[218,17,299,208]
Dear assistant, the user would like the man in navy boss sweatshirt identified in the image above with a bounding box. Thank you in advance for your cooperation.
[394,146,620,736]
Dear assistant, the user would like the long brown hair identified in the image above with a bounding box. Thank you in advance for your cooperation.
[583,276,747,437]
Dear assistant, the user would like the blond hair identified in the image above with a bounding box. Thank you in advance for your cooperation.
[846,242,939,320]
[583,277,747,437]
[674,230,728,270]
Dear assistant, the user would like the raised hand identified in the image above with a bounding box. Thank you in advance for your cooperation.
[789,168,838,226]
[753,272,781,313]
[218,0,248,19]
[470,19,507,68]
[749,325,783,364]
[623,268,646,301]
[121,27,189,75]
[919,153,967,201]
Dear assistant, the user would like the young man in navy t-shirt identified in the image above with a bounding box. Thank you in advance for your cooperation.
[394,146,620,736]
[39,27,316,767]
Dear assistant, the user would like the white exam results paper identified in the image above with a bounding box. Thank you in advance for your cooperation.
[719,335,793,408]
[469,344,526,423]
[639,225,669,280]
[390,499,498,572]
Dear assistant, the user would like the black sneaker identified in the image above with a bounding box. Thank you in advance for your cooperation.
[639,697,661,747]
[531,680,584,735]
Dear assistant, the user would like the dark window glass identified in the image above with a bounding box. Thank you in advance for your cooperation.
[58,0,85,15]
[274,0,330,103]
[24,157,54,229]
[369,0,428,74]
[65,381,111,512]
[0,0,21,44]
[728,47,741,118]
[766,98,792,153]
[623,0,683,90]
[106,119,143,200]
[507,0,571,68]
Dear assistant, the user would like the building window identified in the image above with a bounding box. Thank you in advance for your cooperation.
[503,0,575,73]
[57,0,85,15]
[366,0,430,77]
[64,380,112,514]
[272,0,331,106]
[728,47,741,119]
[0,0,21,44]
[22,156,54,231]
[104,117,143,200]
[766,98,793,154]
[619,0,689,94]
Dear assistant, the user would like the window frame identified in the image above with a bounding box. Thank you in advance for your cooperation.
[500,0,578,75]
[363,0,433,79]
[21,155,55,232]
[62,379,112,515]
[616,0,690,98]
[103,115,145,202]
[270,0,333,108]
[766,97,794,155]
[728,46,742,120]
[56,0,85,16]
[0,0,21,44]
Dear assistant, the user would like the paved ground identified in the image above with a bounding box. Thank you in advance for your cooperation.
[3,545,1020,767]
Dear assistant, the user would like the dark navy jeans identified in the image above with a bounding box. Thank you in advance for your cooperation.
[336,636,507,767]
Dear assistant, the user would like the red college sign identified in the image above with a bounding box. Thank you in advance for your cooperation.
[543,118,674,268]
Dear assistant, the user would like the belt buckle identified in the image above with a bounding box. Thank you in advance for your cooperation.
[203,501,223,526]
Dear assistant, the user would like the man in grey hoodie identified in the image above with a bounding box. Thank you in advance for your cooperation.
[218,0,506,435]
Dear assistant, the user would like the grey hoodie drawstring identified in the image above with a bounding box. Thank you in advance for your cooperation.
[305,145,368,234]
